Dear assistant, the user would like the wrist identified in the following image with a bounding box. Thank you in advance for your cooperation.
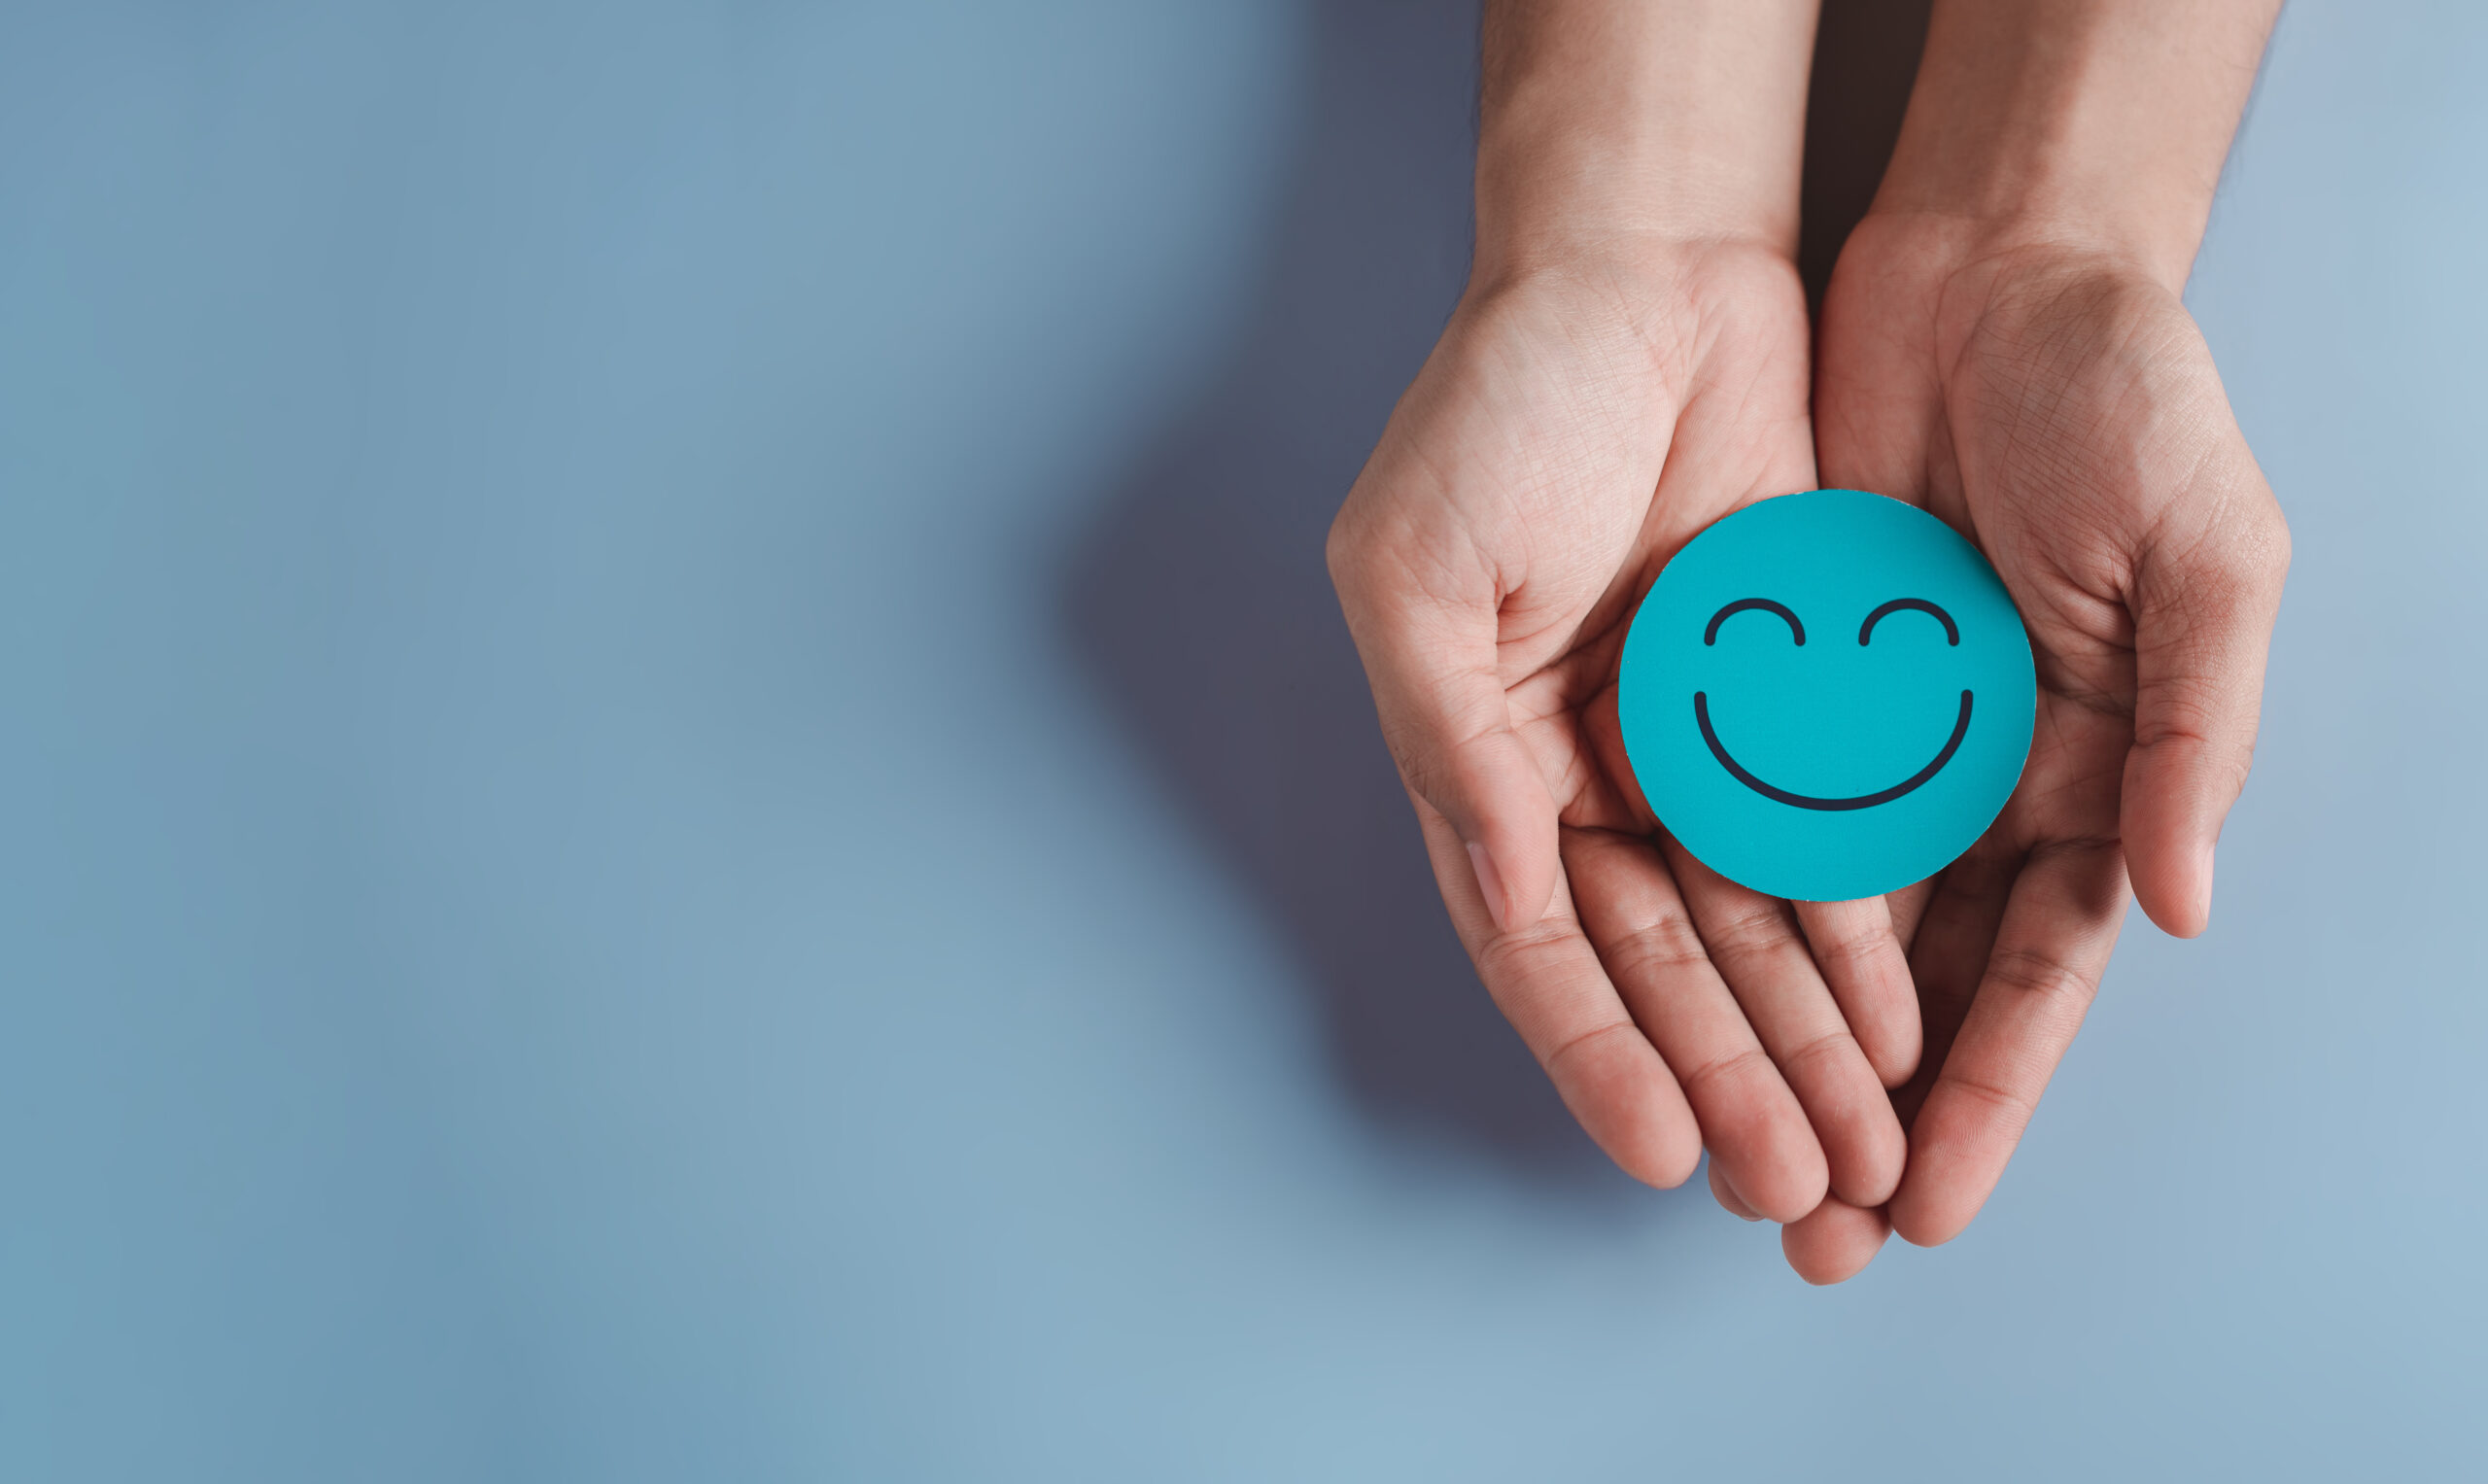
[1854,189,2199,305]
[1470,0,1815,289]
[1837,207,2175,303]
[1866,0,2281,294]
[1457,231,1806,355]
[1470,219,1793,309]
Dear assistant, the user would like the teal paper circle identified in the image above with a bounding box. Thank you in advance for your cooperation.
[1617,489,2036,901]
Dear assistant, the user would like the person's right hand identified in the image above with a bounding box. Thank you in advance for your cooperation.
[1328,243,1919,1225]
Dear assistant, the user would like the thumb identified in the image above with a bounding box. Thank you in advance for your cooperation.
[2123,469,2291,938]
[1330,533,1560,936]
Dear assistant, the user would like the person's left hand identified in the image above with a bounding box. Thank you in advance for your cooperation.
[1776,218,2292,1282]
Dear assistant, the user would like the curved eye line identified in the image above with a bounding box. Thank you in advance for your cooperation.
[1704,598,1805,646]
[1859,598,1959,646]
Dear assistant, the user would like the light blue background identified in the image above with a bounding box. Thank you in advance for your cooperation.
[2,3,2479,1479]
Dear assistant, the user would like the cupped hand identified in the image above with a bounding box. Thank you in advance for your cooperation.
[1784,219,2291,1279]
[1328,244,1919,1223]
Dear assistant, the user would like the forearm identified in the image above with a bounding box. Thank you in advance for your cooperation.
[1473,0,1821,287]
[1870,0,2282,288]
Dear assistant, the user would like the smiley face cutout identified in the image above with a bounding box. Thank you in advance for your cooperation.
[1618,490,2036,901]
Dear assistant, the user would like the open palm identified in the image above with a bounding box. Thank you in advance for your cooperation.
[1789,224,2291,1273]
[1330,245,1920,1229]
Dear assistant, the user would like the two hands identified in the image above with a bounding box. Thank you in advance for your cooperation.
[1327,0,2288,1282]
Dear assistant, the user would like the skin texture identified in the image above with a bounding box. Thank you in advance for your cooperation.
[1786,227,2289,1277]
[1782,0,2291,1280]
[1331,0,1925,1227]
[1331,246,1918,1223]
[1330,0,2288,1282]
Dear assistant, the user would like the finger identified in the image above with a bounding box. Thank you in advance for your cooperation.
[1889,840,2130,1247]
[1885,877,1940,952]
[1709,1158,1761,1222]
[1893,848,2019,1126]
[1414,805,1701,1189]
[1780,1197,1891,1285]
[1793,896,1920,1088]
[1567,828,1825,1222]
[1667,844,1906,1209]
[2125,477,2290,937]
[1330,524,1559,935]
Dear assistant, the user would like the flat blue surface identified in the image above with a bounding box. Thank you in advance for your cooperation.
[1620,490,2036,900]
[2,3,2482,1479]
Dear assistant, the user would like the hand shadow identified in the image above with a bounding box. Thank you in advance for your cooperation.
[1061,0,1931,1197]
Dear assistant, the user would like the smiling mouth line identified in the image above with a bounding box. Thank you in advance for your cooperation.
[1693,690,1975,811]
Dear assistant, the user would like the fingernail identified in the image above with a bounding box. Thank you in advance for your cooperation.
[1467,841,1509,933]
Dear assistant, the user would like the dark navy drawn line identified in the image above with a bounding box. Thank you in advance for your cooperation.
[1705,598,1806,646]
[1693,689,1973,811]
[1858,598,1958,646]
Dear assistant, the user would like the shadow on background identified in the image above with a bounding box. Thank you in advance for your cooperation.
[1064,0,1931,1191]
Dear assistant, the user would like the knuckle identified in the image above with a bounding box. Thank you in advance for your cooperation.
[1541,1018,1640,1079]
[1474,916,1576,987]
[2257,500,2294,574]
[1329,496,1495,618]
[1781,1026,1865,1081]
[1386,733,1450,807]
[1982,946,2096,1011]
[1807,926,1887,978]
[1677,1046,1776,1102]
[1385,704,1510,815]
[1605,914,1710,984]
[2227,740,2259,793]
[1703,901,1793,960]
[1323,504,1368,588]
[2133,687,2224,751]
[1325,509,1384,603]
[1939,1068,2036,1127]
